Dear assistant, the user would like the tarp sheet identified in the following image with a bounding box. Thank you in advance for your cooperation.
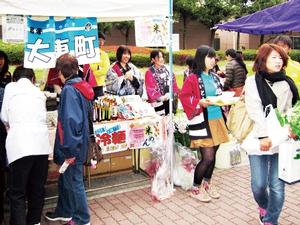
[215,0,300,34]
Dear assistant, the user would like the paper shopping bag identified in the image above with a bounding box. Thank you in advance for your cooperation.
[278,140,300,184]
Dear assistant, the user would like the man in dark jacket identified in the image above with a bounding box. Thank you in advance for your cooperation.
[45,54,94,225]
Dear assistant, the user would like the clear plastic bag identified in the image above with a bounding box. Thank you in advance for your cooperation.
[148,140,174,201]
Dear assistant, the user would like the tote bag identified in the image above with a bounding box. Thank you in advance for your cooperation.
[226,96,253,142]
[241,104,289,153]
[278,140,300,184]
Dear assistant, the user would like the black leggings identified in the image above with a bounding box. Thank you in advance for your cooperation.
[193,145,219,186]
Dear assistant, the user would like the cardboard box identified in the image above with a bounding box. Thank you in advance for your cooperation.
[89,154,111,175]
[111,155,133,172]
[111,149,132,158]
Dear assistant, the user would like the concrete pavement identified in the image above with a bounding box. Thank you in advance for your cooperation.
[3,165,300,224]
[40,165,300,225]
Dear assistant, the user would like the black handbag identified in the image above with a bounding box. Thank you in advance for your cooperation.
[85,101,103,166]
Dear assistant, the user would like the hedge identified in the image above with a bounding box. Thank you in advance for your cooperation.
[1,40,300,66]
[0,41,24,64]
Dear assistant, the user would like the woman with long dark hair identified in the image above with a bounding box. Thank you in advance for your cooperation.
[179,45,229,202]
[145,49,179,115]
[224,49,248,96]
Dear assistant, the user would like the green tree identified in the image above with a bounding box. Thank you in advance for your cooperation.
[195,0,233,47]
[113,21,134,45]
[231,0,287,46]
[174,0,199,49]
[97,22,113,37]
[247,0,287,13]
[228,0,252,49]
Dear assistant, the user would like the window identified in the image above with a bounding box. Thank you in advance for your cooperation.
[291,36,300,50]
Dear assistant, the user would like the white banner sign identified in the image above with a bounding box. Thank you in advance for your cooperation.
[135,17,168,47]
[2,15,25,43]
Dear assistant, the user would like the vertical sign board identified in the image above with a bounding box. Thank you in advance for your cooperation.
[135,17,168,47]
[24,17,99,68]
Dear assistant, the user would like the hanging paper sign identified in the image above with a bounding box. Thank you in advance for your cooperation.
[66,17,100,65]
[54,18,70,57]
[24,16,56,68]
[2,15,25,43]
[24,17,99,68]
[128,117,163,149]
[94,121,128,154]
[135,17,168,47]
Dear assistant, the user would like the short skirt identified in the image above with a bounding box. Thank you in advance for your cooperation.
[190,118,229,148]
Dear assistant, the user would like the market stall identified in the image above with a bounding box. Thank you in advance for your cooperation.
[1,0,175,201]
[46,95,167,188]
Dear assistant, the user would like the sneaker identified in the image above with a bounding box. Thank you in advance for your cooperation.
[205,182,221,199]
[63,220,76,225]
[259,207,267,225]
[44,211,72,222]
[63,220,90,225]
[190,186,211,202]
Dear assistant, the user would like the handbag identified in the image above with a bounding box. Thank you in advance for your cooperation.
[241,104,289,152]
[278,139,300,184]
[85,106,103,166]
[226,95,253,142]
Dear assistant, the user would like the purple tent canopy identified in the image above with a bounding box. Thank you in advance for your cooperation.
[215,0,300,34]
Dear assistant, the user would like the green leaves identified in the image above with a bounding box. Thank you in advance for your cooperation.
[276,101,300,141]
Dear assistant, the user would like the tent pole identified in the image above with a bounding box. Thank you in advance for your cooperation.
[168,0,174,189]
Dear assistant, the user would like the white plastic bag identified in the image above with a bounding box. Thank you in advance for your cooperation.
[278,140,300,184]
[173,143,198,190]
[241,104,289,153]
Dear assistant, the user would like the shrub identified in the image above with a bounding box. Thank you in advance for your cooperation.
[0,41,24,64]
[290,50,300,62]
[240,49,257,61]
[2,40,300,66]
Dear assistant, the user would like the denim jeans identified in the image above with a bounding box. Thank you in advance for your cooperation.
[55,162,90,224]
[249,154,285,225]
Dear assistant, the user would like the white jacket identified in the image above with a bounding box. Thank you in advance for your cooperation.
[1,78,51,164]
[244,76,293,155]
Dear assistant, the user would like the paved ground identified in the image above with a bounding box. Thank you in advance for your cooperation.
[3,165,300,225]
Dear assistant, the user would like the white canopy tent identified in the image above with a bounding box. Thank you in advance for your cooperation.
[0,0,175,200]
[0,0,168,22]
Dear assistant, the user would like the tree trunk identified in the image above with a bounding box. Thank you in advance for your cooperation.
[260,35,265,46]
[182,15,187,49]
[210,29,216,47]
[237,32,240,50]
[125,28,130,45]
